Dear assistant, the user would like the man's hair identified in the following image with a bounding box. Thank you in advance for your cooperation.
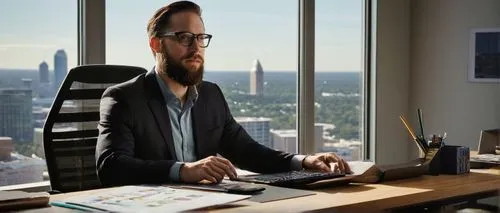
[147,1,202,39]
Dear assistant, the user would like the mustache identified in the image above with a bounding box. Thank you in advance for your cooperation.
[182,52,204,62]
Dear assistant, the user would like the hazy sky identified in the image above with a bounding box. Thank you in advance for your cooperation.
[0,0,363,72]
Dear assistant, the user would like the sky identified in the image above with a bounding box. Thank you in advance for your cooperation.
[0,0,363,72]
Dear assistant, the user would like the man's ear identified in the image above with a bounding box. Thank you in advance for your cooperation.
[149,37,161,54]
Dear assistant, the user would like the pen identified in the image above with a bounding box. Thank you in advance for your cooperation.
[417,108,425,142]
[50,201,109,212]
[171,185,228,193]
[50,201,94,212]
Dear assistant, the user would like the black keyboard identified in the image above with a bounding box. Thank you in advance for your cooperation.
[236,171,345,187]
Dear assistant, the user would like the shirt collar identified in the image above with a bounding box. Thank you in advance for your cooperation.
[153,68,198,105]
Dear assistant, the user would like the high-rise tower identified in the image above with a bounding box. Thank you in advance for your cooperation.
[38,61,49,84]
[250,59,264,96]
[54,49,67,92]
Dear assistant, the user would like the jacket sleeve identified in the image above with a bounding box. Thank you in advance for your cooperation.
[95,87,176,186]
[215,85,295,173]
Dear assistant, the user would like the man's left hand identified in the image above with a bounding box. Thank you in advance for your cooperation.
[302,153,352,174]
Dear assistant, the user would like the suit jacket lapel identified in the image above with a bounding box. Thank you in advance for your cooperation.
[192,85,207,159]
[144,71,177,161]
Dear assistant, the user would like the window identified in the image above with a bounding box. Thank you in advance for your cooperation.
[106,0,298,153]
[315,0,365,160]
[0,0,77,186]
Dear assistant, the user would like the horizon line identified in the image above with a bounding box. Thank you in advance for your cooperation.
[0,68,361,73]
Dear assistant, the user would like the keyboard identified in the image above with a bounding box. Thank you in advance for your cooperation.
[236,170,345,187]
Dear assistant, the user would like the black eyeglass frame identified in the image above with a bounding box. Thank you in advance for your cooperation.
[159,31,213,48]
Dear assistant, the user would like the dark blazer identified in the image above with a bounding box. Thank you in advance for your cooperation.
[96,71,295,186]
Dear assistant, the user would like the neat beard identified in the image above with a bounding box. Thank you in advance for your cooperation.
[158,47,204,87]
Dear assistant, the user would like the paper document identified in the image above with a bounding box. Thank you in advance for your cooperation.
[235,168,258,176]
[56,185,250,213]
[347,161,376,175]
[346,161,382,183]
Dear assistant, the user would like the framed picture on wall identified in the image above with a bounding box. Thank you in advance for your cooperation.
[468,28,500,83]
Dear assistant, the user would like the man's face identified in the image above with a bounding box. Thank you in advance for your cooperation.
[159,11,205,86]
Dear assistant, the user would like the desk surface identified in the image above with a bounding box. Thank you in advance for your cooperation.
[21,168,500,213]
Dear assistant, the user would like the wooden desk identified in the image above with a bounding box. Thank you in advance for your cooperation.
[22,168,500,213]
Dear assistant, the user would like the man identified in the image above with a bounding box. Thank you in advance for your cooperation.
[96,0,350,186]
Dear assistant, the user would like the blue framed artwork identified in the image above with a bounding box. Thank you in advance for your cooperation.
[468,28,500,83]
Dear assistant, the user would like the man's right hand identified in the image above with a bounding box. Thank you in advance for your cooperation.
[179,156,238,183]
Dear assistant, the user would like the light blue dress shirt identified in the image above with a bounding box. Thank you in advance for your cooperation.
[154,70,197,181]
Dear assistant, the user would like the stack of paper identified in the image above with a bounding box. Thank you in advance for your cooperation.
[52,185,250,212]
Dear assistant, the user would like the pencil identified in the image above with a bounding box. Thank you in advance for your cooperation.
[399,115,417,140]
[399,115,427,153]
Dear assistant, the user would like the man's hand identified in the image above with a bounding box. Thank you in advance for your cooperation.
[179,156,238,183]
[302,153,352,174]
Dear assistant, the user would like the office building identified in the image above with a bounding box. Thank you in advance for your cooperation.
[0,89,33,143]
[235,117,271,147]
[54,49,68,92]
[39,61,49,84]
[249,59,264,96]
[0,137,13,161]
[38,61,52,98]
[270,129,297,153]
[270,124,323,153]
[314,124,324,152]
[21,78,32,90]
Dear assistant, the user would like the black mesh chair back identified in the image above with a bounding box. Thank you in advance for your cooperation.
[43,64,147,193]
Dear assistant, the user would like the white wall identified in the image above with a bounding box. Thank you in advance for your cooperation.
[409,0,500,156]
[374,0,412,164]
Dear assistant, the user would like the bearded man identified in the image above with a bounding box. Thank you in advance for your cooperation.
[96,0,350,186]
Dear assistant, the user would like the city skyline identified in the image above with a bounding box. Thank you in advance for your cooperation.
[0,0,363,72]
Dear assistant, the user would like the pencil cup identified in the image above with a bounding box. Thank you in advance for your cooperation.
[439,145,470,175]
[426,147,441,175]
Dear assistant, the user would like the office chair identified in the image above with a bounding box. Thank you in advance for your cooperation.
[43,64,147,193]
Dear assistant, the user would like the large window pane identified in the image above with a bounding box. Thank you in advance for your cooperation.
[106,1,298,152]
[315,0,364,161]
[0,0,77,186]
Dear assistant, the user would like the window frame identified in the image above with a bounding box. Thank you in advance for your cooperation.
[298,0,373,161]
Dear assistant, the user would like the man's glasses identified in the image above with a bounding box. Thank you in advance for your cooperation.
[160,31,212,48]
